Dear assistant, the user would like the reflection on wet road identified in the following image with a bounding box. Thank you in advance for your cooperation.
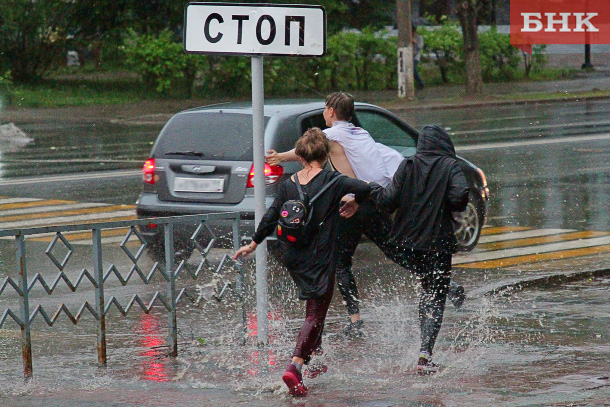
[1,249,608,406]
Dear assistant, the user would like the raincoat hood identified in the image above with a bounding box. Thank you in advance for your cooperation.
[416,125,456,157]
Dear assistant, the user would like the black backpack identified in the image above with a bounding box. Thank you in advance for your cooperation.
[277,173,343,247]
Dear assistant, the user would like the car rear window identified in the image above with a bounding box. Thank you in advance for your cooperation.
[153,112,266,160]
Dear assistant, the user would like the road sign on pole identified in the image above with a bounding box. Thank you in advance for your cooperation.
[184,3,326,345]
[185,3,326,56]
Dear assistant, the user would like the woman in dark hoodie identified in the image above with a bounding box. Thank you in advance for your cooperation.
[372,125,469,374]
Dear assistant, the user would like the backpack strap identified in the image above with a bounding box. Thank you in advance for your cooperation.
[293,173,306,201]
[310,173,344,204]
[304,174,345,227]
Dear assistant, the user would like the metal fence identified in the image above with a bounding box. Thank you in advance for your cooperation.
[0,213,245,380]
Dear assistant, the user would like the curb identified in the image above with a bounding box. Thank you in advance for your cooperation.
[469,267,610,298]
[382,93,610,112]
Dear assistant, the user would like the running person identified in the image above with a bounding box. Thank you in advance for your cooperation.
[369,125,469,373]
[234,128,373,396]
[266,92,465,337]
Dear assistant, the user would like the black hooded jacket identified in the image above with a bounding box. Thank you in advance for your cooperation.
[372,125,469,253]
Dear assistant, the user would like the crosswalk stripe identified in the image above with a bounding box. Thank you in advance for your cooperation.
[0,211,137,230]
[478,228,574,244]
[0,199,78,211]
[70,235,142,245]
[454,235,610,265]
[0,204,134,223]
[481,226,530,236]
[25,228,132,243]
[0,197,47,206]
[477,231,610,251]
[456,245,610,269]
[0,202,109,216]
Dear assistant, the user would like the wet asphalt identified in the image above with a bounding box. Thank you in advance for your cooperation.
[1,97,610,406]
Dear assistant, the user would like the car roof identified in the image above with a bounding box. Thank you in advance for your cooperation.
[177,99,380,119]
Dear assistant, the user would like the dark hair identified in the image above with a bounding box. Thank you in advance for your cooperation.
[325,92,354,121]
[412,25,418,32]
[295,128,330,164]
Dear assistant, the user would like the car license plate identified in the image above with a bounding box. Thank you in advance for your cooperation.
[174,177,224,193]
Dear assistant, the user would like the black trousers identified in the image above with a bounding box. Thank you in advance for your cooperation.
[394,249,452,355]
[335,202,397,315]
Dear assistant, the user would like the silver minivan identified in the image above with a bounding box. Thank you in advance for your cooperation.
[136,101,489,261]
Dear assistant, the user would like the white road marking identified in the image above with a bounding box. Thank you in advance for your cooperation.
[0,197,42,204]
[0,170,141,186]
[451,120,610,136]
[478,228,574,244]
[456,133,610,152]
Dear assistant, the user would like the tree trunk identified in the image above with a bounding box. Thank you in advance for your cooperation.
[456,0,483,94]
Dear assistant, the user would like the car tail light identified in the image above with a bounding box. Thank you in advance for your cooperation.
[247,163,284,187]
[143,158,155,184]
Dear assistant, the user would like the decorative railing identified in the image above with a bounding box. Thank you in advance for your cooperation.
[0,213,245,380]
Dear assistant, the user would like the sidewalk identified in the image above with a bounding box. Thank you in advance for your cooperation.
[365,67,610,111]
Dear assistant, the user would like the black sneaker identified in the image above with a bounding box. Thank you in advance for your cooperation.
[417,355,439,375]
[343,319,364,338]
[448,282,466,308]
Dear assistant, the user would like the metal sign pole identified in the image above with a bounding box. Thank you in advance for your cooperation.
[251,55,268,345]
[184,2,326,347]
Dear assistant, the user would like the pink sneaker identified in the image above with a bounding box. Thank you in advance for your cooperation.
[303,362,328,379]
[417,355,440,375]
[282,363,308,396]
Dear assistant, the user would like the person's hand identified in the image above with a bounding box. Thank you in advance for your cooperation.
[339,198,359,218]
[233,241,257,260]
[265,150,281,166]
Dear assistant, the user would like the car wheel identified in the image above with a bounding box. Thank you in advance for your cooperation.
[145,236,195,265]
[453,197,482,252]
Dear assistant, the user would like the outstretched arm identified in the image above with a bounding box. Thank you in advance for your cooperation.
[265,149,298,165]
[373,159,407,213]
[233,240,258,260]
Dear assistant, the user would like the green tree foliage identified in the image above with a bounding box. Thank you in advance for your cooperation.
[0,0,126,83]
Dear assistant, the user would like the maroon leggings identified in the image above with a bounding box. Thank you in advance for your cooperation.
[292,272,335,364]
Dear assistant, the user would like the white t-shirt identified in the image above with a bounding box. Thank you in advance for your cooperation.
[324,121,404,187]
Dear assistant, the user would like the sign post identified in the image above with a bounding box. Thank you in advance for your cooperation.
[185,3,326,345]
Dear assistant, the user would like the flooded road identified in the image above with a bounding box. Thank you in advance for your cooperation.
[1,245,609,406]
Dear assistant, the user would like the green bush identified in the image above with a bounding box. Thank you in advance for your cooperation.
[478,27,520,81]
[0,70,13,104]
[522,44,548,78]
[122,29,204,95]
[420,21,463,83]
[256,29,397,96]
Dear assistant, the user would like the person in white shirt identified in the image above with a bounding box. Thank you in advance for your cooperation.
[266,92,463,337]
